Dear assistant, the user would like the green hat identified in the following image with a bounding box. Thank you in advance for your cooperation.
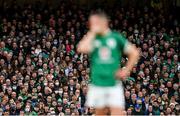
[127,77,135,82]
[58,98,62,103]
[169,73,175,78]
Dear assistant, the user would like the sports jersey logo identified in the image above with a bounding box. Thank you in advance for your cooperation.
[107,38,116,49]
[99,47,111,61]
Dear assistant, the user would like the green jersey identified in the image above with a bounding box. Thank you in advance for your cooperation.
[90,31,128,86]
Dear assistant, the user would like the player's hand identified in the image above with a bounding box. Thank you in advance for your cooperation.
[86,31,96,40]
[116,67,130,80]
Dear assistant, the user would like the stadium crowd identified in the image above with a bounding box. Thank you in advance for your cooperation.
[0,1,179,115]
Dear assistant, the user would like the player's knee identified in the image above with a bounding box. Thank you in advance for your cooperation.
[110,107,125,115]
[95,108,106,115]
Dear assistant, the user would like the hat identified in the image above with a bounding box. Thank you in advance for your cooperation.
[169,103,176,106]
[38,69,44,75]
[18,96,23,100]
[134,29,139,34]
[58,98,62,103]
[127,77,135,82]
[150,93,156,97]
[174,92,178,95]
[129,105,134,110]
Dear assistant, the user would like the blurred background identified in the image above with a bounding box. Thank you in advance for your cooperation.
[0,0,179,115]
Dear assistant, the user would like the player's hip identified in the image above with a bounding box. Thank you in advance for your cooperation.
[86,81,125,108]
[89,81,123,89]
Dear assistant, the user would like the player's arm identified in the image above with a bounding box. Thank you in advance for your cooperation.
[123,43,139,71]
[77,32,95,54]
[116,42,140,80]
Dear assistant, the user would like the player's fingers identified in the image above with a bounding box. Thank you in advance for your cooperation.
[116,71,125,79]
[119,71,128,79]
[115,70,121,77]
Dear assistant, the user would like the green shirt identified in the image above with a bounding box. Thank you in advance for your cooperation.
[90,31,128,86]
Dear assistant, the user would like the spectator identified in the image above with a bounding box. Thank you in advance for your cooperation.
[0,1,179,115]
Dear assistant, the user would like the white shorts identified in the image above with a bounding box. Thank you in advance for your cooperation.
[86,82,125,109]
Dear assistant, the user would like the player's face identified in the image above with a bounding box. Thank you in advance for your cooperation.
[89,15,107,34]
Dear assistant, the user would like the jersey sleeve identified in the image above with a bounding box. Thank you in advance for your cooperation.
[115,33,129,53]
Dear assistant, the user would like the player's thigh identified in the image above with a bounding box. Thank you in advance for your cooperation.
[86,85,106,108]
[108,82,125,108]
